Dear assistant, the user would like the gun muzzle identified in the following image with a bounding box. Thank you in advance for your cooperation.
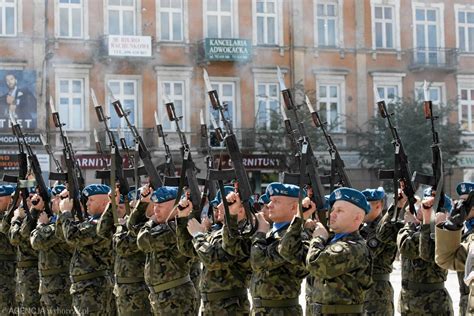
[165,103,176,121]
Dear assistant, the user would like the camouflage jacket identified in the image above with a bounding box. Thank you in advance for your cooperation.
[57,211,113,278]
[360,211,398,275]
[397,223,448,284]
[137,216,191,287]
[222,214,252,259]
[176,217,251,293]
[10,214,38,263]
[250,222,307,300]
[0,213,15,257]
[127,201,150,238]
[306,230,373,305]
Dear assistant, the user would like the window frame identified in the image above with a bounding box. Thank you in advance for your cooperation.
[0,0,18,37]
[455,4,474,53]
[371,72,405,116]
[370,0,400,51]
[315,73,346,133]
[252,0,283,46]
[156,0,186,42]
[313,0,344,49]
[203,0,239,38]
[55,0,88,39]
[104,0,141,36]
[254,81,281,131]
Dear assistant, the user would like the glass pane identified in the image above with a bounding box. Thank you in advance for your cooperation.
[330,86,337,98]
[123,11,135,35]
[124,82,134,95]
[468,12,474,24]
[172,13,182,40]
[319,86,326,98]
[375,7,382,19]
[377,87,385,99]
[318,19,326,45]
[384,7,392,19]
[223,84,233,97]
[174,83,183,95]
[267,1,275,14]
[426,10,436,22]
[327,20,336,46]
[171,0,181,9]
[257,100,267,127]
[207,16,218,37]
[415,9,425,21]
[258,84,265,96]
[416,25,425,48]
[221,0,231,12]
[108,11,120,35]
[109,0,120,5]
[375,22,383,47]
[268,17,275,44]
[319,102,327,121]
[386,23,393,48]
[461,89,468,100]
[208,0,217,11]
[469,27,474,52]
[6,8,14,34]
[161,12,170,40]
[161,0,170,7]
[122,0,134,6]
[221,16,232,37]
[330,102,338,123]
[269,84,277,97]
[256,1,264,13]
[327,4,335,17]
[387,87,395,99]
[317,4,324,16]
[459,11,465,23]
[430,88,439,101]
[60,81,69,93]
[72,80,82,93]
[471,89,474,100]
[59,8,69,36]
[72,8,82,37]
[428,25,437,48]
[459,27,466,51]
[257,17,264,43]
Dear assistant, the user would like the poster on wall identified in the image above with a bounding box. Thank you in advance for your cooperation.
[0,70,37,130]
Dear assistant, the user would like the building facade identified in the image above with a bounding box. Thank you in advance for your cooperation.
[0,0,472,196]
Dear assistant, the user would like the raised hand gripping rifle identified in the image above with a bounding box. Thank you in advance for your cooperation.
[154,111,176,177]
[305,95,352,191]
[280,103,301,173]
[376,97,417,221]
[49,97,85,221]
[107,85,163,189]
[276,67,327,226]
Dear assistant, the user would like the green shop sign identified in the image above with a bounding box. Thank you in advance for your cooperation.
[203,38,252,62]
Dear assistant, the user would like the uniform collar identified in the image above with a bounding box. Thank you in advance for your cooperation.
[330,233,350,244]
[272,221,290,233]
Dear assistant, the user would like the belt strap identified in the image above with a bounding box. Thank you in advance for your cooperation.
[151,275,191,293]
[40,267,69,277]
[116,276,145,284]
[404,281,445,291]
[17,260,38,268]
[201,288,247,302]
[372,273,390,281]
[311,303,364,314]
[253,297,299,308]
[71,270,108,283]
[0,254,16,261]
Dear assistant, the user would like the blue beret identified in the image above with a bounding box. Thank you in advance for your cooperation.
[329,187,370,214]
[323,194,330,210]
[361,187,385,201]
[210,186,234,207]
[128,186,140,201]
[265,182,303,199]
[456,182,474,197]
[258,193,270,205]
[0,185,15,197]
[51,184,66,196]
[441,195,453,213]
[151,186,178,204]
[82,184,111,198]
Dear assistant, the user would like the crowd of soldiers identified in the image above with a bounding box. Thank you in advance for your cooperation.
[0,174,472,315]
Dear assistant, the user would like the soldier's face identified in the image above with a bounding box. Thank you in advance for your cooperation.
[86,194,109,216]
[330,201,363,233]
[364,200,382,222]
[0,196,11,212]
[153,199,174,223]
[215,203,224,222]
[51,195,61,212]
[268,196,297,223]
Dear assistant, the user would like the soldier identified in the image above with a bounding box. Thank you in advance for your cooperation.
[305,187,373,315]
[397,189,454,315]
[247,182,308,315]
[136,186,197,315]
[360,187,399,315]
[97,186,152,315]
[30,184,73,315]
[0,185,17,314]
[176,185,252,315]
[58,184,115,315]
[435,181,474,316]
[257,193,271,224]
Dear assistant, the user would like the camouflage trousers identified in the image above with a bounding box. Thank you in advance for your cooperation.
[0,260,16,315]
[70,277,115,316]
[398,288,454,316]
[190,260,201,311]
[251,305,302,316]
[113,282,151,316]
[201,294,250,316]
[39,272,72,315]
[149,281,197,316]
[363,280,394,315]
[17,266,41,311]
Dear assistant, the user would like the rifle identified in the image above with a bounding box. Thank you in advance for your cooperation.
[276,67,327,226]
[92,128,110,184]
[10,114,52,216]
[49,96,85,221]
[164,98,202,220]
[203,69,257,234]
[117,124,139,204]
[199,109,217,217]
[154,111,176,176]
[305,95,352,190]
[376,97,417,221]
[40,134,63,174]
[91,89,131,214]
[280,103,301,172]
[107,85,163,189]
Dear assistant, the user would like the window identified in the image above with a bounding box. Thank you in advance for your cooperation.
[315,1,339,47]
[376,86,398,105]
[413,3,445,65]
[317,84,343,132]
[158,0,183,41]
[415,83,443,106]
[107,80,139,132]
[205,0,234,38]
[459,88,474,132]
[0,0,16,36]
[107,0,136,35]
[255,0,278,45]
[457,10,474,52]
[58,78,85,130]
[57,0,83,38]
[373,5,394,48]
[371,72,405,115]
[255,82,280,131]
[159,81,185,131]
[209,82,235,129]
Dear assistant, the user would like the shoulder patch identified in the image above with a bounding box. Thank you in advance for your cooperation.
[368,238,379,248]
[43,225,52,233]
[330,244,344,253]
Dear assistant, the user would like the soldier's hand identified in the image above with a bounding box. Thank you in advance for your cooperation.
[421,196,434,225]
[441,199,468,231]
[304,218,318,231]
[150,214,158,224]
[177,198,192,218]
[37,212,49,225]
[187,218,206,237]
[140,185,153,203]
[312,222,329,240]
[403,210,419,225]
[12,207,25,222]
[396,188,408,209]
[435,212,447,225]
[226,191,241,216]
[301,197,316,220]
[59,196,73,213]
[31,193,45,211]
[256,212,270,233]
[201,217,212,231]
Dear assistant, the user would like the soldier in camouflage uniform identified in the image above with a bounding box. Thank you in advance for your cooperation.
[176,186,252,315]
[30,185,73,315]
[97,187,152,316]
[58,184,115,315]
[7,187,41,315]
[397,191,453,315]
[136,186,197,316]
[305,187,373,315]
[0,185,17,314]
[360,187,399,315]
[245,182,308,315]
[435,182,474,316]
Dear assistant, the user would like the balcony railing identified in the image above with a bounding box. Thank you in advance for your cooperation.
[408,47,458,71]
